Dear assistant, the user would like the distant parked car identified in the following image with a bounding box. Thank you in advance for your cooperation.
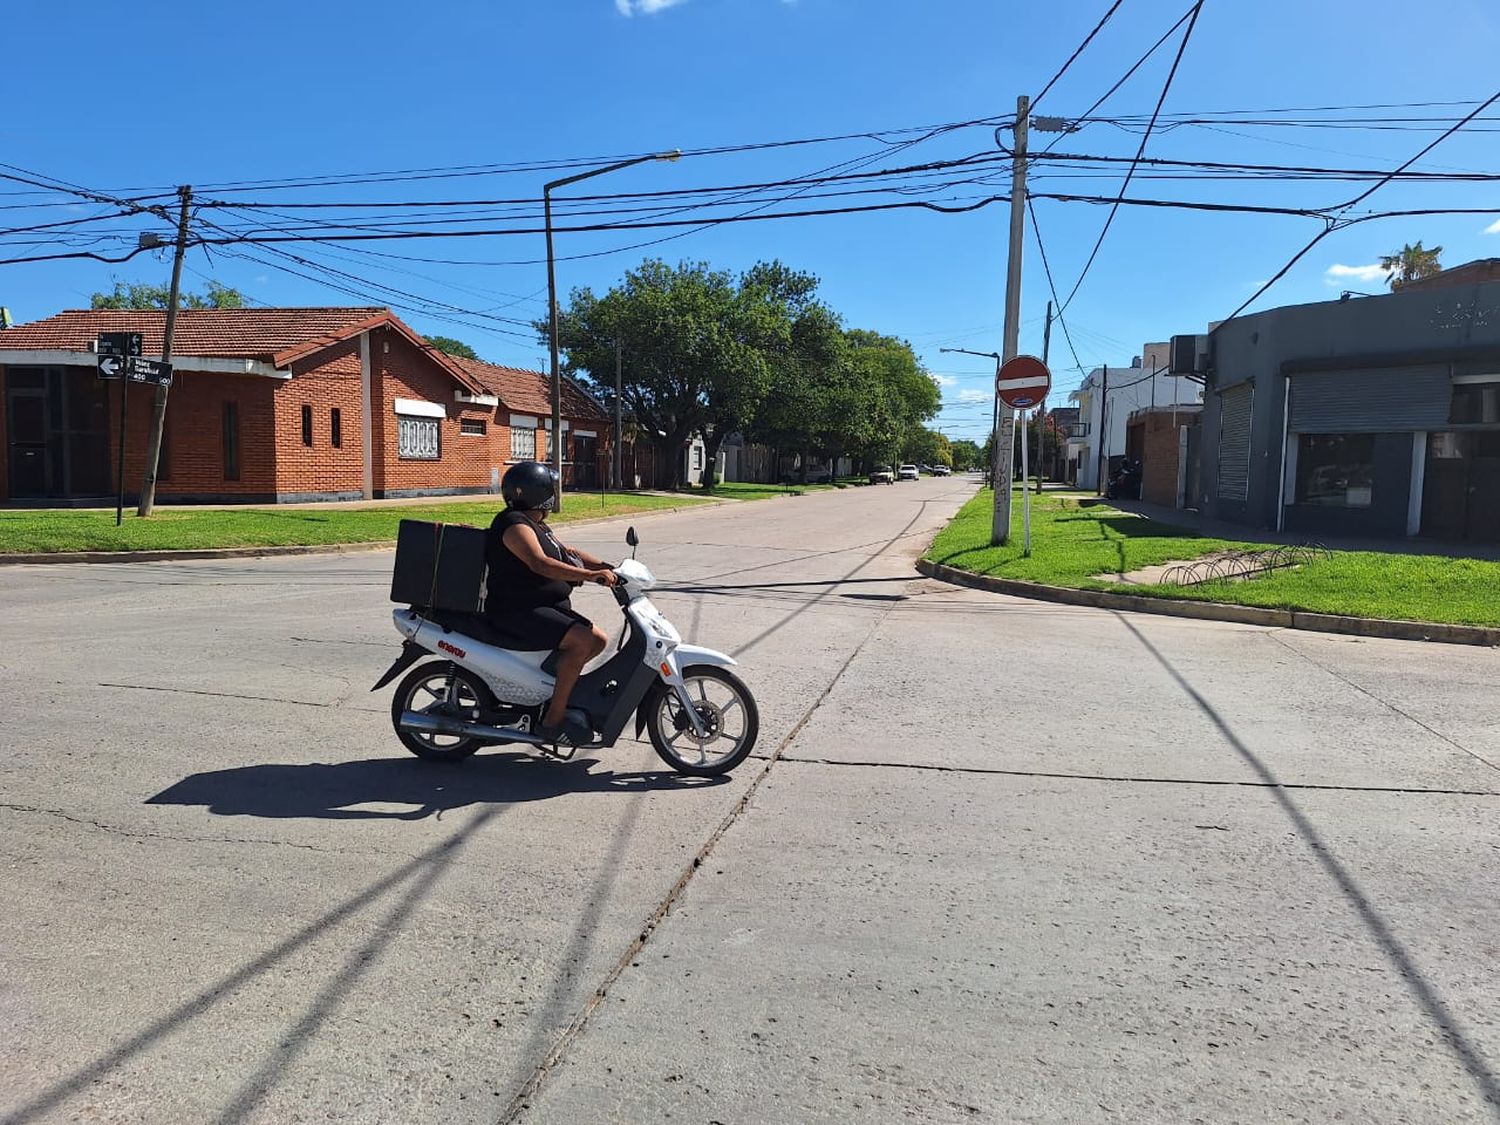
[932,464,951,476]
[898,464,919,481]
[869,465,895,485]
[780,464,833,484]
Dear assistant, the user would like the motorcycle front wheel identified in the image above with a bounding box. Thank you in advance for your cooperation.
[391,661,490,763]
[647,666,759,777]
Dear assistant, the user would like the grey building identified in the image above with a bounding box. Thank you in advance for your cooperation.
[1196,273,1500,543]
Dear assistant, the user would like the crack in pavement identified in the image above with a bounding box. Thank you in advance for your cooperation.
[1267,631,1500,774]
[499,568,916,1123]
[0,802,408,857]
[757,756,1500,797]
[97,682,383,714]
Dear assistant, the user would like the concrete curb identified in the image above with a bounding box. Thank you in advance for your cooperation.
[916,559,1500,648]
[0,496,746,567]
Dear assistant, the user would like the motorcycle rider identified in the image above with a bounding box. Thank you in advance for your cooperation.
[485,461,617,745]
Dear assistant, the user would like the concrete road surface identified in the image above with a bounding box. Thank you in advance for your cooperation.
[1,476,1497,1124]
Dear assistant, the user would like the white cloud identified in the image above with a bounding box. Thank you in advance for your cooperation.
[928,373,958,388]
[956,388,991,405]
[1324,263,1386,286]
[1486,217,1500,234]
[616,0,691,14]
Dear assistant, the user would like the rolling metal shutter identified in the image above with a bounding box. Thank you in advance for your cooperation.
[1216,382,1253,501]
[1287,366,1451,432]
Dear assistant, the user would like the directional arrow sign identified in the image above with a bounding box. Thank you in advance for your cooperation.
[996,354,1051,410]
[97,332,143,358]
[97,355,124,379]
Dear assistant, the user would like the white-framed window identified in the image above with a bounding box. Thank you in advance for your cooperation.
[511,427,537,459]
[398,417,441,460]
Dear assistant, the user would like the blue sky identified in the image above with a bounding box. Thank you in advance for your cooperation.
[3,0,1498,441]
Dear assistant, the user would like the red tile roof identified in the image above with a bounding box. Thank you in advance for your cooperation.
[0,307,388,360]
[446,355,608,421]
[0,306,488,394]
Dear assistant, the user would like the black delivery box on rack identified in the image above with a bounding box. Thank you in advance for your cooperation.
[390,520,488,611]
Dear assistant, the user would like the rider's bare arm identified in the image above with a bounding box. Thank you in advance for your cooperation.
[561,542,612,570]
[502,524,616,585]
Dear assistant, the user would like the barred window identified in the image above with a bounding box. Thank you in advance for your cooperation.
[461,418,487,436]
[398,416,440,460]
[511,427,537,459]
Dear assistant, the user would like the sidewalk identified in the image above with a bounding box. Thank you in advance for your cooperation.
[1108,497,1500,562]
[0,489,692,515]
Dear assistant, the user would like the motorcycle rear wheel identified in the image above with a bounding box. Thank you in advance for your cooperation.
[646,666,759,777]
[391,661,490,762]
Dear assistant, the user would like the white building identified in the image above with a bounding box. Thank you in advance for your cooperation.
[1067,342,1203,490]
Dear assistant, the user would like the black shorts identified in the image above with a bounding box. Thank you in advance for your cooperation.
[484,602,591,652]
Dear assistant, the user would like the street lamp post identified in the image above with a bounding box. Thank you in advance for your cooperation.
[940,346,1003,483]
[544,150,680,510]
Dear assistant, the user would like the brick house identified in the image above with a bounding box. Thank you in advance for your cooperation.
[0,307,610,504]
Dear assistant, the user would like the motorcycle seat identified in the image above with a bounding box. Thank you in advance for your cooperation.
[423,608,551,653]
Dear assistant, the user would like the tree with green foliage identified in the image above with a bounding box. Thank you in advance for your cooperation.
[1380,241,1443,290]
[843,329,940,468]
[424,335,481,359]
[90,279,247,310]
[550,259,782,489]
[950,439,982,471]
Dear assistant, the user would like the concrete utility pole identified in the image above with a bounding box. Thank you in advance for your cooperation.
[992,95,1028,545]
[137,185,192,517]
[1096,364,1110,495]
[613,339,624,491]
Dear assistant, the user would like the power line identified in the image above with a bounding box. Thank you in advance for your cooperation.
[1031,0,1128,111]
[1024,197,1086,380]
[1216,87,1500,331]
[1039,1,1199,156]
[1055,0,1205,315]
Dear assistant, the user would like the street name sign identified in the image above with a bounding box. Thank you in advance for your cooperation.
[96,332,143,358]
[126,357,172,386]
[996,354,1051,409]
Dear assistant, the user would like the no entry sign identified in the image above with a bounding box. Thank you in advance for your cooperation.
[996,354,1051,409]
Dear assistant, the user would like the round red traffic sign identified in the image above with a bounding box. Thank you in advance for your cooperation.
[996,354,1051,409]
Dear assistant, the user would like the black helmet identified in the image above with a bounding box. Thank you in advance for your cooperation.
[502,461,557,510]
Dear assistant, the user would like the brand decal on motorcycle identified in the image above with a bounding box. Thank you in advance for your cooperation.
[437,640,467,659]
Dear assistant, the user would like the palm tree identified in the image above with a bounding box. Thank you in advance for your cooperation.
[1379,241,1444,290]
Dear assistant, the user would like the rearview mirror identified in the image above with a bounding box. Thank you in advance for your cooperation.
[625,527,639,548]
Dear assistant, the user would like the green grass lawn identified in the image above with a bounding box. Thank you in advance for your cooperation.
[925,489,1500,628]
[0,492,711,555]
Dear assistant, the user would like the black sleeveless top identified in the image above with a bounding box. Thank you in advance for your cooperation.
[485,509,573,613]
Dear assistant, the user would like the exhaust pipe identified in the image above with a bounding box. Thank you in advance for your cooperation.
[398,710,549,746]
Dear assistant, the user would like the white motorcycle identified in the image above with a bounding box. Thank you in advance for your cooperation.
[372,526,758,777]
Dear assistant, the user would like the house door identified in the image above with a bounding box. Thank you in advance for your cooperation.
[1421,432,1500,543]
[6,384,49,496]
[1466,432,1500,543]
[572,434,598,488]
[4,366,112,499]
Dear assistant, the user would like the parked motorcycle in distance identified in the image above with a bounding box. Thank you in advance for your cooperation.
[373,526,759,777]
[1106,458,1143,501]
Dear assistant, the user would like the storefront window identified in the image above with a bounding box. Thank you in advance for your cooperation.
[1450,381,1500,424]
[1296,434,1373,507]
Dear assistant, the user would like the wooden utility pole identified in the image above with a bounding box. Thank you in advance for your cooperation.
[137,185,192,517]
